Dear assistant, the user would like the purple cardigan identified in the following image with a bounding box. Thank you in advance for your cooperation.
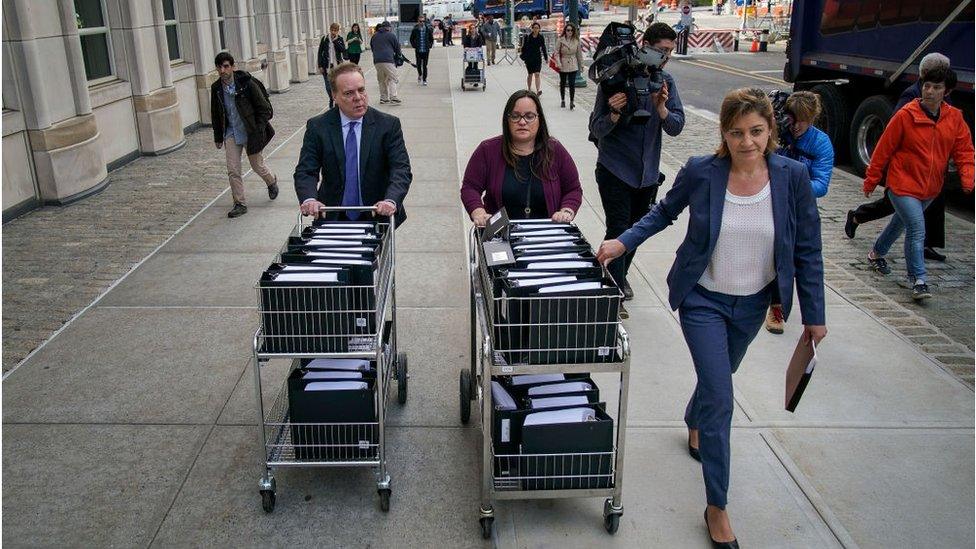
[460,136,583,216]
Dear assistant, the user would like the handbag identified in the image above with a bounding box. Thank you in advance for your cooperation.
[548,53,559,72]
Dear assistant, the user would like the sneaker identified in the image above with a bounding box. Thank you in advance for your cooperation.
[923,247,947,261]
[380,99,390,104]
[422,80,428,86]
[227,203,247,218]
[765,305,785,334]
[390,97,402,104]
[570,102,575,110]
[621,280,634,301]
[618,302,629,320]
[417,76,422,83]
[267,178,279,200]
[912,283,932,301]
[561,100,566,108]
[867,254,891,275]
[844,210,858,239]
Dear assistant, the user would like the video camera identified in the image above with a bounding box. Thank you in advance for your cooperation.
[767,89,794,146]
[588,22,669,124]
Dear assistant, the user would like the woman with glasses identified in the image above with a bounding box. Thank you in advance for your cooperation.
[461,90,582,226]
[519,22,548,96]
[555,23,583,109]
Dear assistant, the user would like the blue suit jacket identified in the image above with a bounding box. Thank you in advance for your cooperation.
[618,154,826,325]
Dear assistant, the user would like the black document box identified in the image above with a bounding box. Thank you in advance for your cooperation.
[493,278,621,365]
[287,368,377,461]
[519,404,614,490]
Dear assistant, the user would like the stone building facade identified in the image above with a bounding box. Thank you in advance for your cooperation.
[2,0,364,220]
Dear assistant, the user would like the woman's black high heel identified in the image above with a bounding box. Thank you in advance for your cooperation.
[704,509,740,549]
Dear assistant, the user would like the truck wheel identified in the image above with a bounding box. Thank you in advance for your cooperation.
[848,95,895,177]
[809,83,849,161]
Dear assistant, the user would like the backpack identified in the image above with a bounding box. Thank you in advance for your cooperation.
[252,76,273,119]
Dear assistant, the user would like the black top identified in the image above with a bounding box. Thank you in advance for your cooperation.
[521,33,548,64]
[501,154,546,219]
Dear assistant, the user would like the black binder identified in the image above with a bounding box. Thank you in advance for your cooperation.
[287,367,377,461]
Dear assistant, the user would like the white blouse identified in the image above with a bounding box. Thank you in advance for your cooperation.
[698,183,776,296]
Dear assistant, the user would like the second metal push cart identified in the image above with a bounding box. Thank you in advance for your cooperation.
[252,207,407,513]
[459,226,633,539]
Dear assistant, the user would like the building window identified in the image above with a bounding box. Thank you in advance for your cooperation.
[163,0,181,62]
[74,0,114,82]
[216,0,226,50]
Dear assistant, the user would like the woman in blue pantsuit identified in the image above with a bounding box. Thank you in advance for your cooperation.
[597,88,827,548]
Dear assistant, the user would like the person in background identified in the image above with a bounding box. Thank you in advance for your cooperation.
[317,23,346,109]
[409,14,435,86]
[210,52,278,218]
[863,67,974,301]
[442,14,455,46]
[845,53,952,261]
[596,88,826,548]
[555,23,583,110]
[520,22,547,96]
[480,15,501,65]
[588,22,683,318]
[370,21,403,104]
[765,90,833,334]
[461,90,582,225]
[346,23,363,65]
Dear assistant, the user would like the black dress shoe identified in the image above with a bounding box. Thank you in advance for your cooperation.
[267,182,279,200]
[923,247,946,261]
[705,510,740,549]
[688,443,701,463]
[844,210,858,239]
[621,280,634,301]
[227,203,247,218]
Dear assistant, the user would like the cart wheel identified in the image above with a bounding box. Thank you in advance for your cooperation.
[603,512,620,534]
[459,369,472,424]
[378,488,391,512]
[260,489,276,513]
[479,516,494,540]
[396,352,408,404]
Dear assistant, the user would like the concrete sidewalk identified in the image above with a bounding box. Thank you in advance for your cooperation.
[2,48,973,548]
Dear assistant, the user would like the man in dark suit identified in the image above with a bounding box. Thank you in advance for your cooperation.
[294,62,412,226]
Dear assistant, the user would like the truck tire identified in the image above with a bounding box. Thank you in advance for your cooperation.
[809,83,849,161]
[848,95,895,177]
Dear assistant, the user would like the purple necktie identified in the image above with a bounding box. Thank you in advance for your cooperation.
[342,121,361,220]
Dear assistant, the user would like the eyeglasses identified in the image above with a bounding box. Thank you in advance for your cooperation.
[507,112,538,123]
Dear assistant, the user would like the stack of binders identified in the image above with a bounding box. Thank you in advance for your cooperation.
[485,219,622,365]
[259,220,386,353]
[490,373,614,490]
[287,357,379,461]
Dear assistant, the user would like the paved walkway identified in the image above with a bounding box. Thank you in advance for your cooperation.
[2,49,973,548]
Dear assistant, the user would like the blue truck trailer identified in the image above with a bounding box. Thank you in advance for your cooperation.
[473,0,588,19]
[784,0,974,178]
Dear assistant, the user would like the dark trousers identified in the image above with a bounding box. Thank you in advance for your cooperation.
[443,28,452,46]
[322,74,334,108]
[559,70,577,103]
[415,50,429,81]
[596,163,659,288]
[348,52,361,65]
[852,188,945,248]
[680,284,771,508]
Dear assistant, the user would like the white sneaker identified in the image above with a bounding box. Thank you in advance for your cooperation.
[422,81,428,86]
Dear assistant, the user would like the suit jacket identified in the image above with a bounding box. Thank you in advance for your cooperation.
[617,154,825,325]
[293,107,412,226]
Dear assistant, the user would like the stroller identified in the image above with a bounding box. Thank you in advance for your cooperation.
[461,47,486,91]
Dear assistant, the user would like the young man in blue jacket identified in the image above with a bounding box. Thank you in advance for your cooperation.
[766,90,833,333]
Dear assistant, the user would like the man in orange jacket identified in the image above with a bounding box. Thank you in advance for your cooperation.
[863,67,974,301]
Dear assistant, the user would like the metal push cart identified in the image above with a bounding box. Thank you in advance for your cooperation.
[461,46,486,91]
[251,206,407,513]
[459,226,632,539]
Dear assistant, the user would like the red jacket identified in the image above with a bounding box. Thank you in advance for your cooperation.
[864,100,974,199]
[460,136,583,216]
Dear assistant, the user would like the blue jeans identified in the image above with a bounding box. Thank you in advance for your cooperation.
[679,284,771,508]
[872,192,933,283]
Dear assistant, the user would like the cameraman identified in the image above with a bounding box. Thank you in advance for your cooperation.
[589,22,685,315]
